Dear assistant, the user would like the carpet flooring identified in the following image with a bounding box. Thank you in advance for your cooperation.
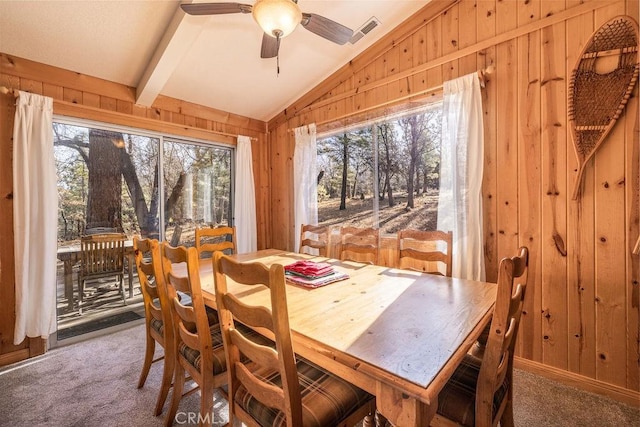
[0,324,637,426]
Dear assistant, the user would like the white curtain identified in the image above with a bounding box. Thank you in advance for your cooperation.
[234,135,257,254]
[13,91,57,344]
[437,73,486,281]
[293,124,318,251]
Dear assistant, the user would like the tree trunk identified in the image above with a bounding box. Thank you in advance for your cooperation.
[146,163,160,238]
[86,130,123,230]
[120,145,149,232]
[351,164,359,199]
[385,140,394,207]
[422,161,429,193]
[340,134,348,210]
[165,172,186,224]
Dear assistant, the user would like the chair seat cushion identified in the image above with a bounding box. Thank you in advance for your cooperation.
[234,358,373,427]
[178,323,273,375]
[150,318,164,335]
[436,354,509,427]
[178,323,227,375]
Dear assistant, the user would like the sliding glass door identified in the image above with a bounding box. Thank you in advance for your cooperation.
[162,139,233,246]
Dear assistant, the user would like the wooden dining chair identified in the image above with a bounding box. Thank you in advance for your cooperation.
[339,226,379,265]
[298,224,330,257]
[212,252,376,427]
[432,247,529,427]
[134,237,175,416]
[160,243,228,427]
[195,226,236,258]
[397,229,453,276]
[77,232,127,312]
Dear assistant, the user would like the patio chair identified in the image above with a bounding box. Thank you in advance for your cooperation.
[77,232,127,313]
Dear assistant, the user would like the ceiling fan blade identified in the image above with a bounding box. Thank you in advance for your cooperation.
[180,2,252,15]
[261,33,280,59]
[301,13,353,45]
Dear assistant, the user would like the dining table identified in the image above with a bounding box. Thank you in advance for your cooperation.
[195,249,497,427]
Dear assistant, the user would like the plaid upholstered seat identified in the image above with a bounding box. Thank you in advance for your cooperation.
[178,322,274,375]
[437,354,509,427]
[150,318,164,336]
[235,358,373,427]
[178,323,227,374]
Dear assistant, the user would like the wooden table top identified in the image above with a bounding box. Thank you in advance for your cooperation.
[194,249,497,404]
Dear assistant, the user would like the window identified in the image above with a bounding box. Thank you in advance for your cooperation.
[316,102,442,233]
[53,119,233,246]
[163,139,233,246]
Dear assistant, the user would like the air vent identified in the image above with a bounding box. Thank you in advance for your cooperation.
[349,17,381,44]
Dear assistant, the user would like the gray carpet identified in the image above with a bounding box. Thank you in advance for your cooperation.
[0,324,638,426]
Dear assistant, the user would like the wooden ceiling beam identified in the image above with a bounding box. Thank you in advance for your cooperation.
[135,0,203,107]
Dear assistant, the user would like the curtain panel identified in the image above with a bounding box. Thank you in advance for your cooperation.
[437,73,486,281]
[13,91,57,344]
[234,135,257,254]
[293,124,318,252]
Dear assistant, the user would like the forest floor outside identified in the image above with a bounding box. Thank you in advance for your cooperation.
[317,189,439,233]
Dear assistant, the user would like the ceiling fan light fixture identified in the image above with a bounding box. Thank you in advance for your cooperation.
[252,0,302,38]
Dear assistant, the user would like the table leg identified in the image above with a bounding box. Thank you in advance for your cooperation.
[375,382,436,427]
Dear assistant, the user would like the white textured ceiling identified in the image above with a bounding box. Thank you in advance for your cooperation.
[0,0,430,121]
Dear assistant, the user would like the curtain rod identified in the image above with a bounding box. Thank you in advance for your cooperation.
[1,86,258,141]
[286,65,495,132]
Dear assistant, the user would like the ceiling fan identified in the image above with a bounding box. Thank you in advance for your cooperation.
[180,1,354,59]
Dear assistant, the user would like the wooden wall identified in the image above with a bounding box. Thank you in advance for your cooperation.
[266,0,640,401]
[0,53,269,363]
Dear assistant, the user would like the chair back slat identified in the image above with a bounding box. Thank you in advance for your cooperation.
[213,252,303,426]
[476,246,529,425]
[195,226,236,258]
[299,224,330,257]
[397,229,452,276]
[231,328,280,372]
[223,293,274,331]
[235,362,287,411]
[340,226,379,265]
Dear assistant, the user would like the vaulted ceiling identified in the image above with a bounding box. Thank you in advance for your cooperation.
[0,1,430,121]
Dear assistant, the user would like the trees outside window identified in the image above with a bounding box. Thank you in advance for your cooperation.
[316,103,442,233]
[54,121,233,247]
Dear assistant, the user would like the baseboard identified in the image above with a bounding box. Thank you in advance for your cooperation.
[0,348,30,367]
[514,356,640,408]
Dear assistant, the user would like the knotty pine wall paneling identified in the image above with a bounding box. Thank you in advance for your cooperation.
[516,6,543,362]
[266,0,640,400]
[566,1,597,381]
[0,54,268,364]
